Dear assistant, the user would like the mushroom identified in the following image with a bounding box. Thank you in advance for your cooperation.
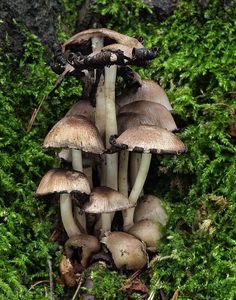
[128,219,163,252]
[134,195,167,226]
[101,231,148,270]
[110,125,187,230]
[65,234,101,268]
[117,79,173,111]
[36,169,90,237]
[83,186,134,234]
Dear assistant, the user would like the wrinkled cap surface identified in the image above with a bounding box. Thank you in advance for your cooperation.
[111,125,187,154]
[83,186,134,213]
[36,169,91,196]
[117,79,173,111]
[119,101,177,132]
[43,115,105,154]
[65,100,95,123]
[101,231,147,270]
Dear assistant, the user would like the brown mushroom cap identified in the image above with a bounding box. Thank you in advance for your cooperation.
[65,234,101,268]
[111,125,187,154]
[43,115,104,154]
[134,195,167,226]
[117,112,157,135]
[128,220,162,252]
[101,231,147,270]
[117,79,173,111]
[36,169,91,196]
[118,101,177,132]
[65,100,95,123]
[83,186,134,214]
[62,28,144,53]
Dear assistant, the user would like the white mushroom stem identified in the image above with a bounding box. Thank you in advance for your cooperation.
[60,193,81,237]
[123,153,152,231]
[119,150,129,197]
[71,149,87,233]
[130,152,144,196]
[100,64,118,233]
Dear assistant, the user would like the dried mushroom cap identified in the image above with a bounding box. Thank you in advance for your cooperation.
[119,101,177,132]
[62,28,144,52]
[43,115,104,154]
[117,79,173,111]
[111,125,187,154]
[65,234,101,268]
[128,220,162,252]
[83,186,134,213]
[65,100,95,123]
[117,112,158,135]
[36,169,91,196]
[101,231,147,270]
[134,195,167,226]
[59,255,77,287]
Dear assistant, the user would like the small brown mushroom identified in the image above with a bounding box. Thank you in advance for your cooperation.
[128,220,162,252]
[134,195,167,226]
[101,231,148,270]
[65,234,101,268]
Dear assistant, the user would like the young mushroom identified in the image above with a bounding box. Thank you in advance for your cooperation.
[101,231,148,270]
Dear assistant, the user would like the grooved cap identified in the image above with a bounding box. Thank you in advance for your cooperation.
[83,186,134,213]
[117,79,173,111]
[119,101,177,132]
[36,169,91,196]
[43,115,104,154]
[111,125,187,154]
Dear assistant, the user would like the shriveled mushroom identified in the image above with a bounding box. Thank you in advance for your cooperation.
[65,234,101,268]
[134,195,167,226]
[128,219,162,252]
[101,231,148,270]
[36,169,90,237]
[59,255,78,287]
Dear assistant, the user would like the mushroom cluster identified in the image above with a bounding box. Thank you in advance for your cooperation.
[36,28,187,283]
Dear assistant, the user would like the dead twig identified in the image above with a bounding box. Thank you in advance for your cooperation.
[71,273,84,300]
[28,280,50,291]
[48,259,54,300]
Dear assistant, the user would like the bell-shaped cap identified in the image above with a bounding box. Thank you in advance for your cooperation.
[110,125,187,154]
[65,100,95,123]
[43,115,105,154]
[101,231,147,270]
[62,28,144,53]
[117,112,157,135]
[65,234,101,268]
[36,169,91,196]
[128,220,162,252]
[83,186,134,213]
[117,79,173,111]
[134,195,167,226]
[119,101,177,132]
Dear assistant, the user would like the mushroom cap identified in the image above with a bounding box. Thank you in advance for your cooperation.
[83,186,134,213]
[117,79,173,111]
[36,169,91,196]
[128,220,162,252]
[43,115,105,154]
[65,234,101,268]
[111,125,187,154]
[65,100,95,123]
[119,101,177,132]
[101,231,147,270]
[117,112,157,135]
[62,28,144,53]
[134,195,168,226]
